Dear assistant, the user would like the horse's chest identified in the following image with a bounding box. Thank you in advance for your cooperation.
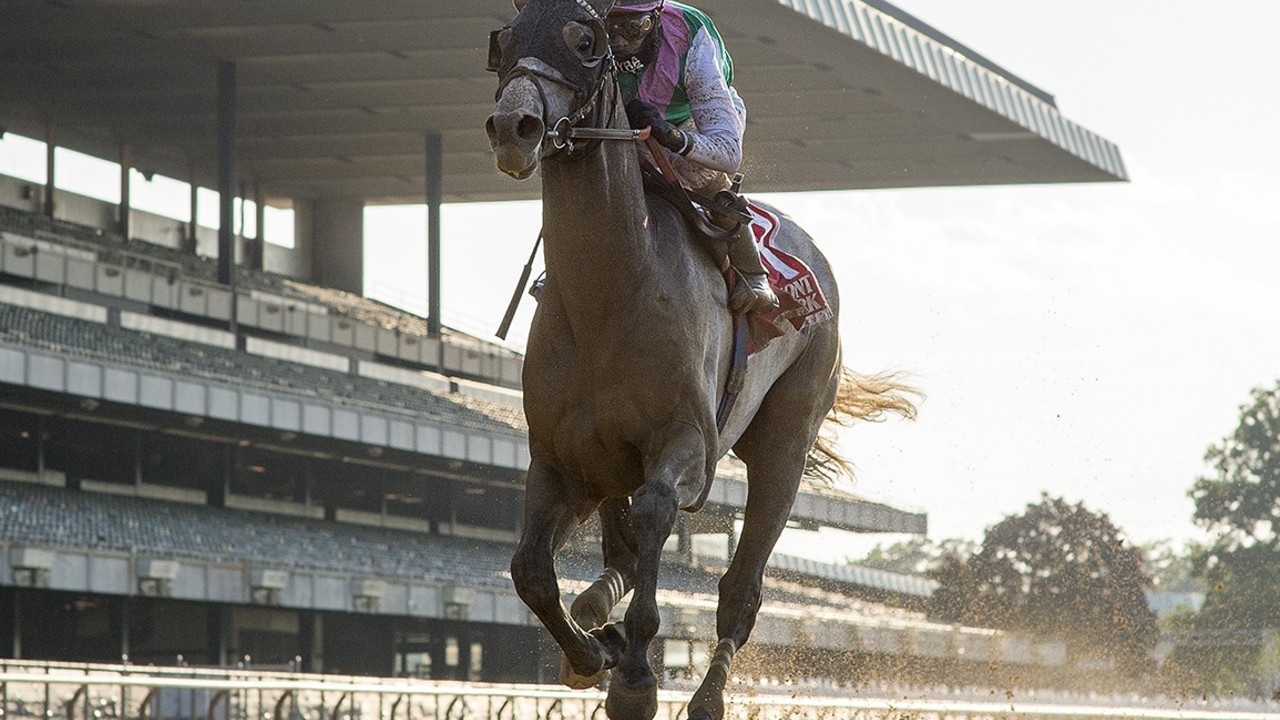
[545,398,647,493]
[523,324,704,494]
[526,385,648,494]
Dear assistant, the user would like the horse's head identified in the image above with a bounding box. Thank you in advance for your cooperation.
[485,0,617,180]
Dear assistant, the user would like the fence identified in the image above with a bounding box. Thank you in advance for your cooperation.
[0,662,1273,720]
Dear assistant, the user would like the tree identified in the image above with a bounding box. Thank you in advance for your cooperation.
[856,536,978,576]
[927,495,1159,676]
[1166,381,1280,695]
[1141,539,1204,595]
[1191,381,1280,556]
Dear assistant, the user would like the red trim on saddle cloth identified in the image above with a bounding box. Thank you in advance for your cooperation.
[746,202,834,353]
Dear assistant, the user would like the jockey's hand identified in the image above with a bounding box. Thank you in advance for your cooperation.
[625,99,691,155]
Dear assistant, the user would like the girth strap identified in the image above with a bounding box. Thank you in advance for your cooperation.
[715,300,750,434]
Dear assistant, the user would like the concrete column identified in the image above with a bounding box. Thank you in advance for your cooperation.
[217,60,237,287]
[43,124,55,219]
[119,143,132,239]
[308,612,325,673]
[238,179,248,266]
[186,164,199,253]
[311,199,364,295]
[12,590,21,659]
[35,416,46,482]
[292,197,314,281]
[134,432,144,488]
[120,602,130,660]
[252,178,266,272]
[426,132,442,335]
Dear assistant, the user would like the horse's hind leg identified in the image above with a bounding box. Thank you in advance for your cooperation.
[511,458,620,683]
[687,342,841,720]
[561,497,638,688]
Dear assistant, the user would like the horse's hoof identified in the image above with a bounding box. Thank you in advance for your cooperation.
[559,654,607,689]
[686,698,724,720]
[687,671,727,720]
[605,676,658,720]
[686,707,720,720]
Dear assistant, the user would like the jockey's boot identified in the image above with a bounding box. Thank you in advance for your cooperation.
[727,225,780,315]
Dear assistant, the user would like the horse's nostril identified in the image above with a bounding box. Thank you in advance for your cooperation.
[517,115,544,142]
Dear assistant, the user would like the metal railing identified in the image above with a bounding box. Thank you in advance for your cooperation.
[0,663,1273,720]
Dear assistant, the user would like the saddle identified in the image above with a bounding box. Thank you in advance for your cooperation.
[638,162,748,264]
[639,161,833,349]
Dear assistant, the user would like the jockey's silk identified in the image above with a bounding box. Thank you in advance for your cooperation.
[619,2,746,189]
[618,2,733,126]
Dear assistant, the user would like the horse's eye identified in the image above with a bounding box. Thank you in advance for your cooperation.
[563,22,596,58]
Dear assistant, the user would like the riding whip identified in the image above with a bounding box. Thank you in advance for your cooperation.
[495,229,543,341]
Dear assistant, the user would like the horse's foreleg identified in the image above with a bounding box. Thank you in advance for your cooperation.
[688,343,841,720]
[572,497,638,628]
[510,459,616,683]
[561,497,637,688]
[606,424,703,720]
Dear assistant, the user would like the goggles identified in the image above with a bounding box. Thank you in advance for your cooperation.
[607,13,655,43]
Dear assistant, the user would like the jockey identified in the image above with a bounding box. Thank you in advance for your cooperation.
[608,0,780,315]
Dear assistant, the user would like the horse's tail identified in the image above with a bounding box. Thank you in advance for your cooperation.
[805,367,921,483]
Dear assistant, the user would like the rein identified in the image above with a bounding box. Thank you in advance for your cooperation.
[493,4,629,158]
[489,13,753,432]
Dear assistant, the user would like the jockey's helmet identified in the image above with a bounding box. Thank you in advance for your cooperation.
[607,0,665,62]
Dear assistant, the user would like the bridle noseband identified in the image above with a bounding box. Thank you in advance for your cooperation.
[497,58,618,155]
[489,2,638,156]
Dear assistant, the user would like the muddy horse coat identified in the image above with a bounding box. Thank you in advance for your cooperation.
[485,2,915,718]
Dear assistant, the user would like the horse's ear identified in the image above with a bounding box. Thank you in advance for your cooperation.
[513,0,531,12]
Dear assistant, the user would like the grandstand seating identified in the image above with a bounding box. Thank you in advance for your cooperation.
[0,303,524,435]
[0,205,522,390]
[0,481,516,589]
[0,480,938,632]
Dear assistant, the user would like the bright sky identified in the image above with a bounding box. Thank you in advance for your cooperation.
[808,0,1280,550]
[0,135,292,246]
[366,0,1280,553]
[6,2,1275,559]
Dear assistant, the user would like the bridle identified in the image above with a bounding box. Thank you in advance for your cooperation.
[488,0,648,156]
[497,58,620,155]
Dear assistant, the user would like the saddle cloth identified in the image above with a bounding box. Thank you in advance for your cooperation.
[745,202,833,349]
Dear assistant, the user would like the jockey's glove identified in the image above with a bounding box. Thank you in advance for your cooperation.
[625,99,692,156]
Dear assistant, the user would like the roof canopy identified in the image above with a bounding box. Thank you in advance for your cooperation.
[0,0,1125,204]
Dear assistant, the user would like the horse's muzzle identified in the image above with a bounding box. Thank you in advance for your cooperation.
[486,109,545,180]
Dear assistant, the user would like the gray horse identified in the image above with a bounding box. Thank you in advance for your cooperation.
[485,1,916,718]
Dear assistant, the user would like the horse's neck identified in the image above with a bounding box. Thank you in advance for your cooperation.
[541,138,656,319]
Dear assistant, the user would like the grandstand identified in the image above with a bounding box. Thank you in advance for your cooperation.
[0,195,1000,680]
[0,0,1128,703]
[0,192,1081,687]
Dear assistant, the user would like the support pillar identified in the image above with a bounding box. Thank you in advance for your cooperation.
[307,612,325,673]
[35,416,46,483]
[310,199,364,295]
[120,602,130,661]
[217,60,237,287]
[119,143,132,239]
[426,132,442,336]
[43,124,55,219]
[252,178,266,272]
[12,590,21,659]
[238,179,247,264]
[186,163,199,254]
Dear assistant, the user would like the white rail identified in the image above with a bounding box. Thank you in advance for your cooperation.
[0,671,1273,720]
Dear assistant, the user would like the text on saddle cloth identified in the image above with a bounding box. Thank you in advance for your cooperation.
[744,202,833,351]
